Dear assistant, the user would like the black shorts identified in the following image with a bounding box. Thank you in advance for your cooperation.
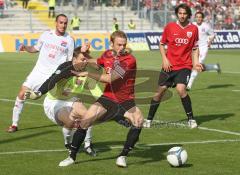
[158,68,191,88]
[96,95,135,124]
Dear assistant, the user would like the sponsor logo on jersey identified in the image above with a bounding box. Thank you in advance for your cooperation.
[187,32,192,38]
[61,41,67,47]
[175,38,189,44]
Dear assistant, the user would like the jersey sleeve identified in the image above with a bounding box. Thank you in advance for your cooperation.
[38,62,73,94]
[34,32,46,51]
[67,37,75,61]
[193,27,199,49]
[97,56,104,67]
[207,24,215,37]
[160,25,169,44]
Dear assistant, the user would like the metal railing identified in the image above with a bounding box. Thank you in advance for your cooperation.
[1,0,239,32]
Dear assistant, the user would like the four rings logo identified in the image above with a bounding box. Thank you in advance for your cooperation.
[175,38,189,45]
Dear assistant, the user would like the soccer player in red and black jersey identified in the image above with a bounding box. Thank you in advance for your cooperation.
[58,31,144,168]
[144,4,203,129]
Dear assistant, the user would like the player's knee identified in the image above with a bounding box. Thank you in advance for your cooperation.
[176,87,187,98]
[134,114,144,128]
[18,91,26,100]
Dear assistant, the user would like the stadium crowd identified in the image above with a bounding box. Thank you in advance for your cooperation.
[138,0,240,29]
[1,0,239,30]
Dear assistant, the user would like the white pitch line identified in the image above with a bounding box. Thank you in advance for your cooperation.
[198,127,240,136]
[232,90,240,92]
[0,139,240,155]
[0,98,42,106]
[152,120,240,136]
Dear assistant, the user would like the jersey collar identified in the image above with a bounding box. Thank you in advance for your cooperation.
[176,20,192,29]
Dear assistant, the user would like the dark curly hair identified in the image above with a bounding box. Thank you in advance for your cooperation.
[175,3,192,19]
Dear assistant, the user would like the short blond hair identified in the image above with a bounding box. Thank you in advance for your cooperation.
[110,30,127,43]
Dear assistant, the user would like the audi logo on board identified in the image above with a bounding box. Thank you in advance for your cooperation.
[175,38,189,44]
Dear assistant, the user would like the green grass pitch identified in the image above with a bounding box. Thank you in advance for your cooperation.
[0,50,240,175]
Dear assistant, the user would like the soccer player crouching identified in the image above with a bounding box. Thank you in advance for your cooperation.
[58,31,144,168]
[25,46,101,156]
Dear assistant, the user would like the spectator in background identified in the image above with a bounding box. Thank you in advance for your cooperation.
[71,15,81,30]
[22,0,29,9]
[48,0,55,18]
[112,17,119,32]
[128,19,136,30]
[224,14,235,29]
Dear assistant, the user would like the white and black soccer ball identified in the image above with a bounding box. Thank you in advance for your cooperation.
[167,146,188,167]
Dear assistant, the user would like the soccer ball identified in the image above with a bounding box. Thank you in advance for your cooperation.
[167,146,188,167]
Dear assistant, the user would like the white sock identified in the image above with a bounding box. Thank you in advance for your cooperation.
[12,97,25,126]
[187,70,198,89]
[84,126,92,148]
[205,64,218,71]
[62,127,74,145]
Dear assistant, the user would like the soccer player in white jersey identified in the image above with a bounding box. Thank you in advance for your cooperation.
[187,11,221,90]
[7,14,75,132]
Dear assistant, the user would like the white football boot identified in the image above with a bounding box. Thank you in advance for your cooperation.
[59,157,75,167]
[188,119,198,129]
[116,156,127,168]
[143,119,152,128]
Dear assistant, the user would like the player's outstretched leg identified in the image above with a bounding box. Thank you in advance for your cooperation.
[83,126,97,157]
[144,86,167,128]
[205,63,221,74]
[7,97,24,132]
[116,126,142,167]
[187,70,198,90]
[176,84,198,129]
[180,94,198,129]
[59,128,87,167]
[144,99,160,128]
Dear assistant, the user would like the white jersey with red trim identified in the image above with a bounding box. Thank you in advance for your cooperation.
[193,22,215,47]
[32,30,75,75]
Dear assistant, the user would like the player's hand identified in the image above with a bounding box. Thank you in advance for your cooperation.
[119,48,132,56]
[24,90,42,100]
[81,42,90,53]
[193,63,204,72]
[19,44,25,52]
[71,70,88,77]
[162,58,172,72]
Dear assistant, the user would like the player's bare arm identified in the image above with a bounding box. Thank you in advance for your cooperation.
[192,47,203,72]
[208,35,215,47]
[87,58,101,70]
[19,44,38,53]
[71,69,121,83]
[160,43,172,72]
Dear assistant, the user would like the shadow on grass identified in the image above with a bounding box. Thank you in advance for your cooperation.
[207,84,234,89]
[17,124,57,131]
[75,141,192,168]
[174,113,234,126]
[192,84,235,91]
[193,113,234,125]
[0,130,56,144]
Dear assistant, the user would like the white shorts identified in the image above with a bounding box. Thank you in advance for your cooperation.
[23,69,50,91]
[199,46,209,63]
[43,96,77,126]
